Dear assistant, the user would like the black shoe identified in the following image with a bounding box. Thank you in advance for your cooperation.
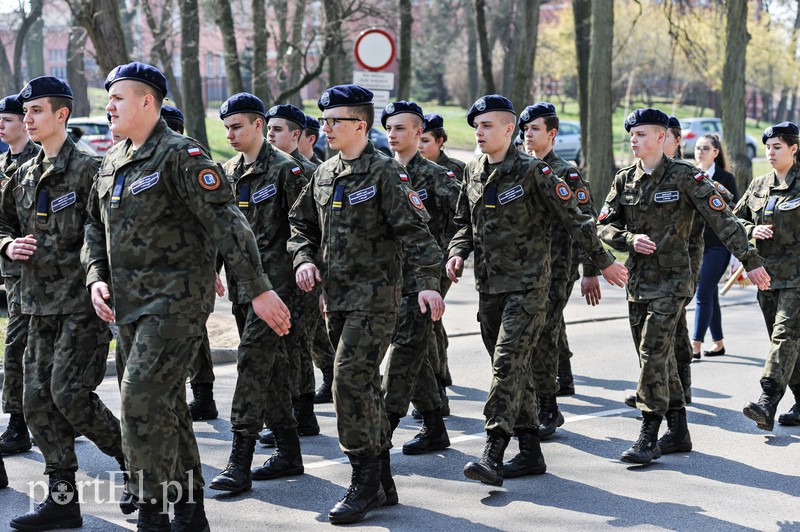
[328,455,386,525]
[657,408,692,454]
[209,434,256,493]
[251,428,304,480]
[678,362,692,404]
[743,378,784,431]
[463,430,510,486]
[115,458,137,515]
[537,394,565,439]
[259,429,276,447]
[314,366,334,404]
[502,429,547,478]
[0,455,7,489]
[620,412,662,464]
[378,450,398,506]
[623,394,637,409]
[188,384,218,421]
[411,408,423,420]
[402,410,450,455]
[692,351,701,360]
[295,394,321,436]
[556,358,575,396]
[1,412,32,455]
[703,347,726,357]
[136,502,170,532]
[778,384,800,426]
[171,489,209,532]
[10,471,83,531]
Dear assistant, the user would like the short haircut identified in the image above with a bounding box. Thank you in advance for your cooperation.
[348,105,374,131]
[302,129,318,143]
[47,96,73,121]
[284,119,303,134]
[409,114,423,129]
[131,80,164,108]
[543,115,560,132]
[498,112,516,126]
[244,113,263,125]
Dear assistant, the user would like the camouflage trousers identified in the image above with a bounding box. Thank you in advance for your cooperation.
[116,314,205,504]
[673,305,693,367]
[25,312,121,475]
[757,288,800,390]
[326,310,395,457]
[230,303,295,438]
[383,294,441,418]
[628,297,688,415]
[531,290,572,397]
[286,290,317,398]
[429,277,452,378]
[2,276,29,413]
[188,328,214,386]
[479,290,547,437]
[311,313,334,371]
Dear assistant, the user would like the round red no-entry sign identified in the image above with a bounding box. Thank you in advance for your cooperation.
[354,28,396,72]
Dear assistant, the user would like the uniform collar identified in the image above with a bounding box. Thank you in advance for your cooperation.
[118,118,170,166]
[236,139,274,178]
[633,154,668,183]
[772,165,800,189]
[35,136,76,180]
[479,143,517,184]
[333,141,376,178]
[404,150,424,176]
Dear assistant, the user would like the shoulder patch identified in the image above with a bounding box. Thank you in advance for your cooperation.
[408,190,425,209]
[446,171,456,178]
[399,172,409,182]
[187,147,202,157]
[708,194,726,211]
[555,182,572,201]
[714,182,728,195]
[198,169,221,191]
[694,171,707,183]
[569,171,580,181]
[291,166,302,175]
[542,165,552,176]
[598,204,610,221]
[575,187,590,204]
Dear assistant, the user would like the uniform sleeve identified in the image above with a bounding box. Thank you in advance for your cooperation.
[597,173,635,253]
[0,170,20,257]
[288,179,322,269]
[732,179,758,239]
[82,173,110,287]
[447,172,474,261]
[571,169,601,277]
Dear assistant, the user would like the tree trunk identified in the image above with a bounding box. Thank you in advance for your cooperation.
[141,0,182,109]
[324,0,347,86]
[286,0,308,107]
[26,17,45,78]
[396,0,413,100]
[510,0,539,117]
[573,0,591,168]
[586,0,614,196]
[466,0,479,101]
[474,0,495,94]
[722,0,751,191]
[213,0,245,96]
[67,0,129,76]
[0,37,15,96]
[500,0,520,97]
[13,0,43,89]
[67,25,90,117]
[180,0,208,148]
[252,0,270,104]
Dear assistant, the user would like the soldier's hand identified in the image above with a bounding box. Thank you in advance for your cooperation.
[580,275,602,306]
[252,290,291,336]
[601,261,628,287]
[632,234,657,254]
[89,281,116,323]
[753,225,773,240]
[5,234,37,261]
[747,266,771,290]
[215,274,225,297]
[296,262,321,292]
[446,256,464,283]
[418,290,445,321]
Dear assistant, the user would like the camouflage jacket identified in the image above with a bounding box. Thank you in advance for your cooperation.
[83,119,272,325]
[0,139,39,278]
[401,151,460,294]
[222,140,307,302]
[448,144,614,295]
[290,147,319,177]
[433,150,467,247]
[598,155,762,301]
[733,164,800,289]
[0,137,99,315]
[288,141,443,313]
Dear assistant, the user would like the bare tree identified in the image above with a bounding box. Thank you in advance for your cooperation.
[141,0,183,109]
[12,0,43,89]
[586,0,615,195]
[0,38,15,96]
[722,0,751,191]
[212,0,245,96]
[285,0,308,106]
[397,0,412,100]
[509,0,540,116]
[252,0,270,103]
[67,0,129,75]
[465,0,479,101]
[26,13,44,78]
[474,0,494,94]
[573,0,591,167]
[180,0,208,148]
[67,25,90,117]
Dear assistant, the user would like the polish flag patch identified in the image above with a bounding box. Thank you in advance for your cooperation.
[569,172,579,180]
[399,173,409,181]
[693,171,706,182]
[292,166,302,175]
[446,171,456,178]
[542,166,552,175]
[187,147,202,156]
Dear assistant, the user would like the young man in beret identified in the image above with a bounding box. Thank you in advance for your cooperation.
[84,64,291,529]
[289,84,444,524]
[446,94,628,487]
[300,113,324,166]
[0,94,39,457]
[380,100,460,455]
[0,77,127,530]
[597,107,770,464]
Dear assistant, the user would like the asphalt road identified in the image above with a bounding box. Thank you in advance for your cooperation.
[1,268,799,531]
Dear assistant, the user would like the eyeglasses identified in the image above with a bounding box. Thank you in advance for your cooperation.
[317,117,361,127]
[694,146,714,153]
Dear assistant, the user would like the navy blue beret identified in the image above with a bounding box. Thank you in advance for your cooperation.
[104,62,168,97]
[17,76,73,103]
[762,121,799,144]
[624,108,669,132]
[220,93,266,119]
[380,100,424,128]
[467,94,515,128]
[107,112,112,123]
[304,113,320,131]
[518,102,556,128]
[317,84,373,111]
[423,113,444,132]
[667,116,681,130]
[161,104,184,125]
[0,95,24,114]
[266,104,306,128]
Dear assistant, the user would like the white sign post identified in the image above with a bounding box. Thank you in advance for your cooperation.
[353,28,396,109]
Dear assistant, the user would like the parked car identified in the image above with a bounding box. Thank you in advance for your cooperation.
[67,116,113,154]
[67,125,100,156]
[680,117,757,160]
[314,127,392,160]
[475,120,582,163]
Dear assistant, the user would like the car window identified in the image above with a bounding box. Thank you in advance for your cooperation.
[701,121,720,133]
[559,123,578,136]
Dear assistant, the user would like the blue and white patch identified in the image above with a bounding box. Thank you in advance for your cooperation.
[130,172,160,195]
[498,184,524,205]
[779,197,800,211]
[416,189,428,201]
[252,184,277,203]
[654,190,680,203]
[348,186,376,205]
[50,191,76,212]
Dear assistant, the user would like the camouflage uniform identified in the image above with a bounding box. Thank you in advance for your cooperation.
[221,140,304,437]
[383,152,459,418]
[0,139,38,415]
[288,141,442,456]
[0,137,123,474]
[83,119,273,503]
[734,165,800,391]
[448,145,614,436]
[598,156,762,415]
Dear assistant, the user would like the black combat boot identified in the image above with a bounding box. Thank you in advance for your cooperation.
[438,379,450,417]
[678,362,692,404]
[328,454,386,525]
[10,470,82,530]
[314,366,334,404]
[135,502,170,532]
[556,358,575,396]
[463,430,510,486]
[0,412,32,455]
[411,408,423,420]
[116,456,137,515]
[778,383,800,426]
[537,394,565,440]
[402,410,450,455]
[387,412,401,434]
[620,412,662,464]
[171,489,209,532]
[251,428,304,480]
[502,428,547,478]
[259,428,276,447]
[188,384,218,421]
[657,408,692,454]
[0,454,7,489]
[378,450,398,506]
[295,393,321,436]
[209,434,256,493]
[623,394,637,408]
[743,377,784,431]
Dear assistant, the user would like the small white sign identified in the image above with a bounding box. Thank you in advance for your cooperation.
[371,90,391,109]
[353,71,395,91]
